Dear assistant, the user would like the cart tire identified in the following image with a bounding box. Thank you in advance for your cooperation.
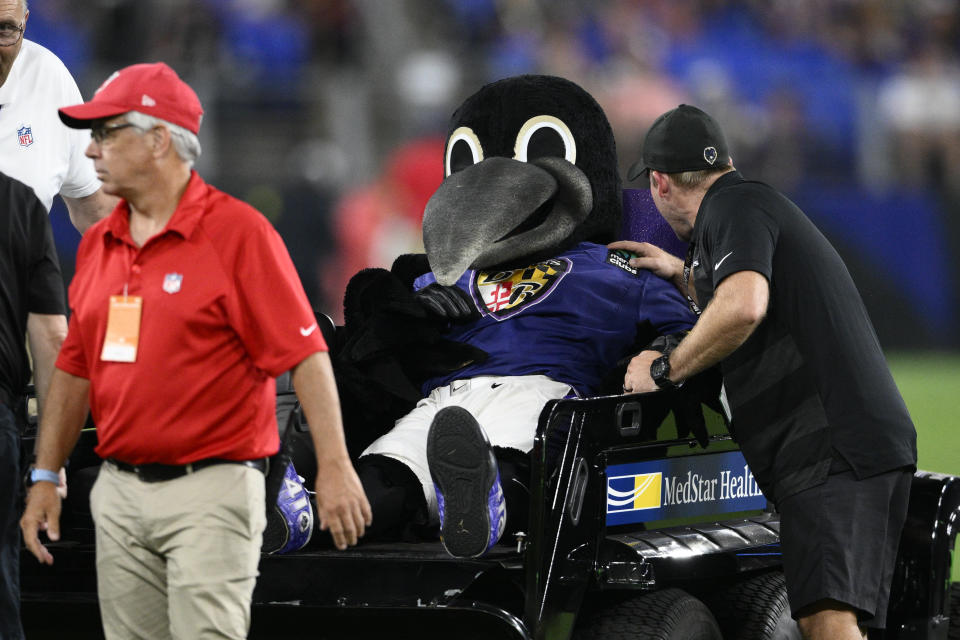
[948,582,960,640]
[706,571,800,640]
[574,588,722,640]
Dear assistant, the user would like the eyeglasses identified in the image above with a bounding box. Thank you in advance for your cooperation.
[90,123,138,144]
[0,22,24,47]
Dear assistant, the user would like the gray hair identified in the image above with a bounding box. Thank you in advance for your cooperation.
[124,111,202,167]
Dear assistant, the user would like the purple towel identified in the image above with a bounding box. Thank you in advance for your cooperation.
[619,189,688,259]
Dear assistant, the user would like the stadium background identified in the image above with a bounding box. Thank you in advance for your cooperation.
[25,0,959,575]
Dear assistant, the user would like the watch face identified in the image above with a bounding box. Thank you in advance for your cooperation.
[651,357,665,377]
[651,356,672,387]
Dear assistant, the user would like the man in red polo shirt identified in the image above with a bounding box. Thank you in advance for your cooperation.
[20,62,371,639]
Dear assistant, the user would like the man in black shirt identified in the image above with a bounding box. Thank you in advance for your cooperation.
[0,171,67,640]
[612,105,917,640]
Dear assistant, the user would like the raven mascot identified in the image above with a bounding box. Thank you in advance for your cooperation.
[325,75,703,557]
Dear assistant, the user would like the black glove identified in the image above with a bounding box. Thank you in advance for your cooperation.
[644,331,686,356]
[674,387,710,448]
[672,365,724,448]
[414,283,477,321]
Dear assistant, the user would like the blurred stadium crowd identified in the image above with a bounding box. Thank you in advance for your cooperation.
[31,0,960,348]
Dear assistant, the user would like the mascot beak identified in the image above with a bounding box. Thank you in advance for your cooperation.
[423,156,593,286]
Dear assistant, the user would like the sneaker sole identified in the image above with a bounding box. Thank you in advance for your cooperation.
[427,406,497,558]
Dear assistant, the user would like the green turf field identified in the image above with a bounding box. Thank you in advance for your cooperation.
[887,351,960,581]
[887,352,960,476]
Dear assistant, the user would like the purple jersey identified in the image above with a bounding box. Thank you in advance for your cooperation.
[415,242,696,396]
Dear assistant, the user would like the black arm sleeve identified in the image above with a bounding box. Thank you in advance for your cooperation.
[27,193,66,315]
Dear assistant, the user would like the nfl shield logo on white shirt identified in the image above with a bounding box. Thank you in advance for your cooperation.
[162,273,183,294]
[17,125,34,147]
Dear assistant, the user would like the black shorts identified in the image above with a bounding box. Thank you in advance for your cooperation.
[778,466,912,629]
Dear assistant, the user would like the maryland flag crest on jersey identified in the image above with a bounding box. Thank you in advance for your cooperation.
[473,257,570,320]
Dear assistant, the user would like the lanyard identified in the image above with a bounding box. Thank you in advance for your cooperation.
[682,242,702,317]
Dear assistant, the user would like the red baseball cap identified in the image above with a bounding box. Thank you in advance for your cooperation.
[59,62,203,135]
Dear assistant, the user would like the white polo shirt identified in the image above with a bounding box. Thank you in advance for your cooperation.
[0,39,99,212]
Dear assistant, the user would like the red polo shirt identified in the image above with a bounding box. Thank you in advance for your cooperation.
[56,172,326,464]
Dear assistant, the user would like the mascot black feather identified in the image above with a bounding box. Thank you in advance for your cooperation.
[329,75,700,556]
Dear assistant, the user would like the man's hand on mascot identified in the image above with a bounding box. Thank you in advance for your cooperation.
[608,241,683,283]
[414,283,478,321]
[623,350,661,394]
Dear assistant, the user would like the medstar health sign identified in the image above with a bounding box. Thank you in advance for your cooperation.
[606,451,766,526]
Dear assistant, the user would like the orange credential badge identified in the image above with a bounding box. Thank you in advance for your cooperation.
[100,295,142,362]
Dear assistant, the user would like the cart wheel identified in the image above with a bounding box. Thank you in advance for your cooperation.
[948,582,960,640]
[574,588,722,640]
[705,571,800,640]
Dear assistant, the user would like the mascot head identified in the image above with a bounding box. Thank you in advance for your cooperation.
[423,75,621,285]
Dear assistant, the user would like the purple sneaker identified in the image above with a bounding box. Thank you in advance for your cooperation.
[263,461,314,554]
[427,406,507,558]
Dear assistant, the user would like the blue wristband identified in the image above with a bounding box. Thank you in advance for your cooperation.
[30,468,60,485]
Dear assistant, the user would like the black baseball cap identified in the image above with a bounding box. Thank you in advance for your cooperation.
[627,104,730,180]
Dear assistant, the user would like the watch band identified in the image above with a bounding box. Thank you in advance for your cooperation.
[30,468,60,485]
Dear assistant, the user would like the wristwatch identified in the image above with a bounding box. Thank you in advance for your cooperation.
[25,467,60,488]
[650,354,679,390]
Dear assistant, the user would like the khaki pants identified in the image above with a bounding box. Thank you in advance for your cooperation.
[90,461,266,640]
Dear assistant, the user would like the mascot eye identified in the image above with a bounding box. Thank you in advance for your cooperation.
[514,115,576,164]
[446,127,484,176]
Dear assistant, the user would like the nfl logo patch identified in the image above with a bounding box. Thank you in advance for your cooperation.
[17,125,34,147]
[162,273,183,294]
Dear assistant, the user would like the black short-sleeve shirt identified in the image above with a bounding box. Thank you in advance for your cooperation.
[690,171,916,501]
[0,172,66,402]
